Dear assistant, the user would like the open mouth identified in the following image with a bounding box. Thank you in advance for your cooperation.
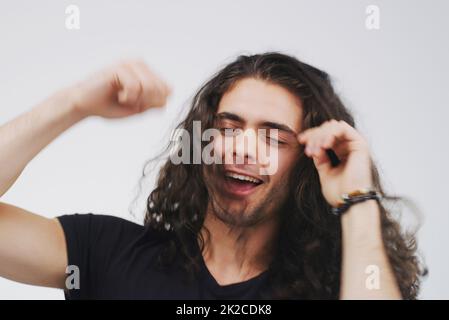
[223,172,264,197]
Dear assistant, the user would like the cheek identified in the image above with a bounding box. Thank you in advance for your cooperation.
[259,148,278,175]
[264,150,297,177]
[212,135,221,155]
[212,135,236,162]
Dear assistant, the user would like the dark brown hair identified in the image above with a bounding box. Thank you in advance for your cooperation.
[141,52,426,299]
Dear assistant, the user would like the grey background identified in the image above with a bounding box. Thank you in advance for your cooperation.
[0,0,448,299]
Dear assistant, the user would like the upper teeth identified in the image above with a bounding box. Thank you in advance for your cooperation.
[226,172,261,184]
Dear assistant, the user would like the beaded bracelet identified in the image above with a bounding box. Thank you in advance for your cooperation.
[331,188,381,216]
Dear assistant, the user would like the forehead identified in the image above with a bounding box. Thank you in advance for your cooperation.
[217,78,303,132]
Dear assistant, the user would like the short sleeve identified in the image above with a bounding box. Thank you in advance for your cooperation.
[57,213,144,299]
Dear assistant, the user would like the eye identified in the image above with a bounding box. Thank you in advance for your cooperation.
[267,136,285,145]
[218,127,241,137]
[259,130,285,146]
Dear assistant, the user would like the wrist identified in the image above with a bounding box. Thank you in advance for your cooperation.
[331,188,379,216]
[58,86,90,121]
[341,199,384,248]
[39,87,89,130]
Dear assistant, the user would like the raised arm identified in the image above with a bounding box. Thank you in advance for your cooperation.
[297,119,402,299]
[0,60,171,288]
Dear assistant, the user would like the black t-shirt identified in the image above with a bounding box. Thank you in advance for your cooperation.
[57,213,270,299]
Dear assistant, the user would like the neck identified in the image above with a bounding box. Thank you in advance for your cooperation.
[199,204,279,285]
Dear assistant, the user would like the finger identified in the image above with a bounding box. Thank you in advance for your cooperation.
[114,64,143,107]
[306,136,335,174]
[301,124,333,156]
[334,120,359,141]
[133,60,171,110]
[301,133,332,171]
[125,61,151,112]
[126,60,160,112]
[315,122,336,149]
[311,146,331,171]
[151,79,169,108]
[300,120,359,153]
[297,124,328,146]
[324,120,366,157]
[321,132,337,149]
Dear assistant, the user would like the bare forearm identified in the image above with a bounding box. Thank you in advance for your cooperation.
[0,88,85,197]
[340,200,402,299]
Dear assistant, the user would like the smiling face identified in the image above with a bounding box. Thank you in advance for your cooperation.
[204,77,303,227]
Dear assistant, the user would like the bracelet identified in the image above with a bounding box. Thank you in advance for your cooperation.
[331,188,381,217]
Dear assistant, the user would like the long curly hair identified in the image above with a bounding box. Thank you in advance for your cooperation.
[141,52,426,299]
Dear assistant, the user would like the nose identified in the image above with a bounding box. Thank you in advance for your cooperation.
[232,128,258,165]
[220,128,273,174]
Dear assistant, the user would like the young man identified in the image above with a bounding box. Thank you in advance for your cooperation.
[0,53,422,299]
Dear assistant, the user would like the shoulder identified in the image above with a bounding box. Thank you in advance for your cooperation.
[57,213,173,249]
[57,213,143,234]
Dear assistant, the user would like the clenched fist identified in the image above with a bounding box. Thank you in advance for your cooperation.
[70,60,172,118]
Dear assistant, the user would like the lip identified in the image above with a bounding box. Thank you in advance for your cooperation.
[223,168,265,183]
[221,169,264,198]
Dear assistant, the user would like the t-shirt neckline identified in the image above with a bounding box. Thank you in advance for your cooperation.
[194,237,269,295]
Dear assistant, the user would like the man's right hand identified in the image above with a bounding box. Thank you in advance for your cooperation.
[71,60,172,119]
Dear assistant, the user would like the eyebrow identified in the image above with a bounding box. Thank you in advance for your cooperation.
[216,112,298,136]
